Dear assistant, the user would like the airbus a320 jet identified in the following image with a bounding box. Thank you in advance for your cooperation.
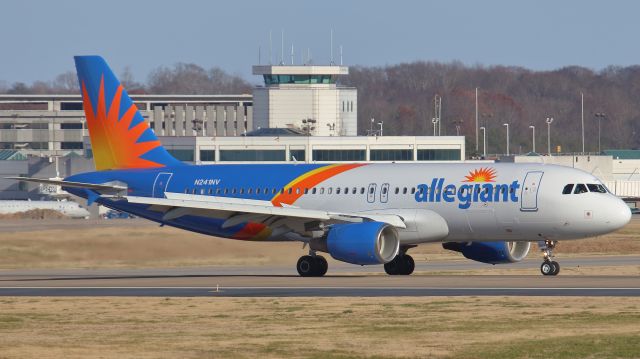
[10,56,632,277]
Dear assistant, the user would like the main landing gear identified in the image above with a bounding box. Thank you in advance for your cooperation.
[539,240,560,276]
[384,252,415,275]
[296,252,328,277]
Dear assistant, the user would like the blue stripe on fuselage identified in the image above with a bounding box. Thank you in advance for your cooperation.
[65,163,331,200]
[63,164,335,239]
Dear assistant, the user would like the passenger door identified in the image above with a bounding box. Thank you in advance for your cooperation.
[520,171,544,211]
[153,172,173,198]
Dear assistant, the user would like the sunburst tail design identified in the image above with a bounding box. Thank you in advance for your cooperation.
[463,167,497,182]
[74,56,183,171]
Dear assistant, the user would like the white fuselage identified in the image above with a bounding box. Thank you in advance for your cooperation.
[285,163,631,244]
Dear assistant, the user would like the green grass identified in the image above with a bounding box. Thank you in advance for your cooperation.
[456,334,640,359]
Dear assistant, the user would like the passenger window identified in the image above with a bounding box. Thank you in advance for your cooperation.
[272,188,277,194]
[224,188,229,194]
[403,187,407,194]
[304,188,308,194]
[394,187,399,194]
[352,187,357,194]
[411,187,416,194]
[336,187,341,194]
[232,188,237,194]
[312,188,317,194]
[320,187,325,194]
[216,188,221,195]
[295,188,300,195]
[184,188,188,194]
[247,188,252,194]
[192,188,196,194]
[344,187,349,194]
[328,187,333,195]
[288,188,292,194]
[574,184,588,194]
[360,187,365,194]
[239,188,244,194]
[200,188,205,195]
[562,184,574,194]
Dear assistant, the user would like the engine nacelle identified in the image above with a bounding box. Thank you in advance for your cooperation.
[442,241,531,264]
[322,222,400,265]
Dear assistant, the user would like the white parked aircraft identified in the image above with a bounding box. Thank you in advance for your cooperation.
[0,200,90,219]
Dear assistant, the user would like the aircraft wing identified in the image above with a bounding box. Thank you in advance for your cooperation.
[125,192,407,229]
[5,177,127,194]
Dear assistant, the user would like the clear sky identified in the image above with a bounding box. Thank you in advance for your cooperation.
[2,0,638,84]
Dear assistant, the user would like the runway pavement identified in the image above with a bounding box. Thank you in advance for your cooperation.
[0,256,638,297]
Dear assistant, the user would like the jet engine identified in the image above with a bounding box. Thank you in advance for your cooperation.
[311,222,400,265]
[442,241,531,264]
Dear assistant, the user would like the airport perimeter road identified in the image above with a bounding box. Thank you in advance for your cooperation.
[0,257,638,297]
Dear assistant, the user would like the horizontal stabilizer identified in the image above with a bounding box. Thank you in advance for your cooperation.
[5,177,127,194]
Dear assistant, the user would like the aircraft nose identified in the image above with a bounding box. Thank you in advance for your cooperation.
[607,198,632,230]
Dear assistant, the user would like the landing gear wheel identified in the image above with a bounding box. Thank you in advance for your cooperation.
[384,257,400,275]
[540,261,554,276]
[539,240,560,276]
[296,255,327,277]
[315,255,328,277]
[402,255,415,275]
[384,254,415,275]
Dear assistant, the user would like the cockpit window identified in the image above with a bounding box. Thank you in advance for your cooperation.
[587,183,607,193]
[574,184,588,194]
[562,184,574,194]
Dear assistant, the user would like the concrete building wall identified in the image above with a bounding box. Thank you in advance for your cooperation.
[253,86,357,136]
[0,95,253,157]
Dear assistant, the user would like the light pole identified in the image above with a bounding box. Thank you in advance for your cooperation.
[378,121,384,136]
[546,117,554,155]
[480,126,486,158]
[595,113,606,153]
[432,118,438,136]
[453,120,463,136]
[503,123,509,156]
[529,125,536,153]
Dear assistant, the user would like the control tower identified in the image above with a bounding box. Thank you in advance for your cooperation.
[252,65,357,136]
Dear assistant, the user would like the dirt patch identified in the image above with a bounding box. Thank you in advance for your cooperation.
[0,296,637,359]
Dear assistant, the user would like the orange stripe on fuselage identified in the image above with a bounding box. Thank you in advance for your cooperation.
[270,163,367,206]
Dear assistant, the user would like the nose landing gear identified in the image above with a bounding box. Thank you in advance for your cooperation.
[539,240,560,276]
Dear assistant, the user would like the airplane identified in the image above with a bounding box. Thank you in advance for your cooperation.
[0,199,90,219]
[8,56,632,277]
